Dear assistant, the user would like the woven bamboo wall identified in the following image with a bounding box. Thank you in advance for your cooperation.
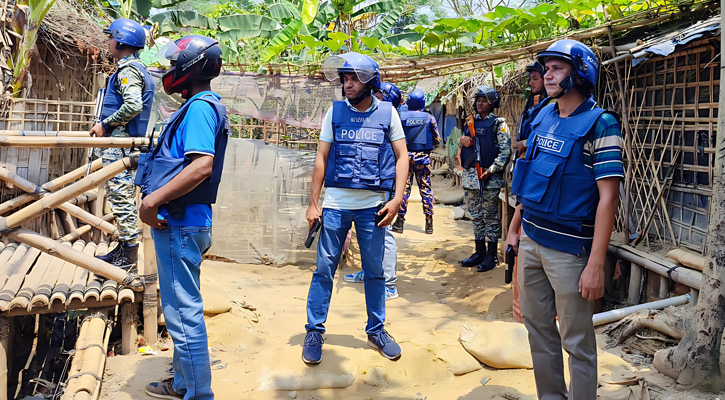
[602,38,719,253]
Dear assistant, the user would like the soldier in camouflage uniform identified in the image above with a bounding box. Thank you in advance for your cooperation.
[89,18,154,268]
[458,85,511,272]
[394,89,441,234]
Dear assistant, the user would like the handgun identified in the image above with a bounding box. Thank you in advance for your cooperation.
[305,217,323,248]
[505,245,516,284]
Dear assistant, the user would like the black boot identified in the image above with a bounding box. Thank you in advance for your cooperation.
[477,241,499,272]
[97,241,138,269]
[392,216,404,233]
[460,240,486,267]
[425,216,433,234]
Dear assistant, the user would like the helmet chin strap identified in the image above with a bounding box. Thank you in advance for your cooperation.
[347,88,371,105]
[554,74,576,98]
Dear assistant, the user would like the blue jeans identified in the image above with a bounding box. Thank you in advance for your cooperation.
[152,226,214,400]
[306,207,386,334]
[383,227,397,288]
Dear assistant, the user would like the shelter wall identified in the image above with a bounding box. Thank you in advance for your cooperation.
[603,38,719,253]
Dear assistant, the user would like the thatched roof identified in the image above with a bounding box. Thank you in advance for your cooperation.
[4,0,109,70]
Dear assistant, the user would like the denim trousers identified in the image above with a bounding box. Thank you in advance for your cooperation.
[383,226,398,288]
[306,207,386,334]
[152,225,214,400]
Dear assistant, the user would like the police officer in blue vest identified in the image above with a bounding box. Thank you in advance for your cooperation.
[378,81,402,109]
[508,39,623,400]
[90,18,154,268]
[458,85,511,272]
[344,81,403,301]
[138,35,227,400]
[513,61,553,156]
[303,52,409,364]
[394,89,441,234]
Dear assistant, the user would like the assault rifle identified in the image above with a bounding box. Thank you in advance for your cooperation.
[87,88,105,176]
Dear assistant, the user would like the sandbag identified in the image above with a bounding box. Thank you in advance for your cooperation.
[201,288,232,315]
[666,248,704,271]
[439,344,482,375]
[459,321,533,369]
[434,186,464,205]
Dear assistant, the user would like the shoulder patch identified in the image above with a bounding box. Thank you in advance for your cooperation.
[121,77,128,85]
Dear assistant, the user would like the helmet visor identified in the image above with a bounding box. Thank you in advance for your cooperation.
[322,55,376,84]
[155,40,184,66]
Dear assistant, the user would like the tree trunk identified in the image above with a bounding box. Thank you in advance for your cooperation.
[652,4,725,390]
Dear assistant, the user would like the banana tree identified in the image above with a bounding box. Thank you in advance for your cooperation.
[8,0,56,97]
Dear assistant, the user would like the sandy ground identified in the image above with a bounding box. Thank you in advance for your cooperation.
[100,199,721,400]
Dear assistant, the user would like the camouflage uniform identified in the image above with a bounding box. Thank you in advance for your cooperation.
[399,115,442,217]
[97,53,146,242]
[459,113,511,241]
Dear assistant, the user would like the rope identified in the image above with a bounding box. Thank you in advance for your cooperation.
[67,370,102,382]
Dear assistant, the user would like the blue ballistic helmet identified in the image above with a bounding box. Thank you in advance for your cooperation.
[472,85,500,108]
[406,89,426,111]
[104,18,146,49]
[380,82,401,108]
[537,39,599,93]
[323,52,381,90]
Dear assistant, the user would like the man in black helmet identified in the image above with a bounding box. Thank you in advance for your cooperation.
[139,35,228,400]
[458,85,511,273]
[513,61,552,156]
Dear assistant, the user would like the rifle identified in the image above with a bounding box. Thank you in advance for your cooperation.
[465,115,487,201]
[87,88,106,176]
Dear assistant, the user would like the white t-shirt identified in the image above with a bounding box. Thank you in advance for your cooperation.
[319,97,405,210]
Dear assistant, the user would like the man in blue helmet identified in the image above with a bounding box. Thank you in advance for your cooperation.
[139,35,227,400]
[507,39,623,400]
[393,88,441,234]
[513,61,553,156]
[90,18,154,269]
[303,52,409,364]
[345,80,403,301]
[458,85,511,272]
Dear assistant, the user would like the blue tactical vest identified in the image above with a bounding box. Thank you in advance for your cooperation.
[101,61,155,137]
[460,116,498,170]
[400,109,433,152]
[511,97,606,231]
[325,101,396,191]
[517,96,552,142]
[135,93,229,206]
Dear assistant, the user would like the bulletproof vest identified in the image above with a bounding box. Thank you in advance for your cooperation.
[460,116,498,170]
[400,109,433,152]
[325,101,396,191]
[101,61,155,137]
[511,96,606,231]
[135,93,229,206]
[517,96,552,142]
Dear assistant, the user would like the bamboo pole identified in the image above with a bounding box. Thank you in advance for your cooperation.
[0,168,117,237]
[44,159,103,192]
[67,191,98,207]
[57,204,118,238]
[141,223,158,346]
[60,214,115,243]
[120,302,138,355]
[0,157,134,231]
[0,317,8,400]
[606,25,635,243]
[0,136,151,148]
[0,194,33,216]
[3,228,144,292]
[0,131,89,137]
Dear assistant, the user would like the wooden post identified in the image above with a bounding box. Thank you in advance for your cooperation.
[140,223,158,346]
[659,275,669,299]
[628,263,642,304]
[606,25,635,242]
[0,157,133,230]
[120,302,138,355]
[0,317,9,400]
[3,228,144,291]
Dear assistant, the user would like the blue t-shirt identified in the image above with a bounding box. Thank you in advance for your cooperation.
[158,91,221,227]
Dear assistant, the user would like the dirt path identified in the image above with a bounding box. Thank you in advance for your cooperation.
[100,208,713,400]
